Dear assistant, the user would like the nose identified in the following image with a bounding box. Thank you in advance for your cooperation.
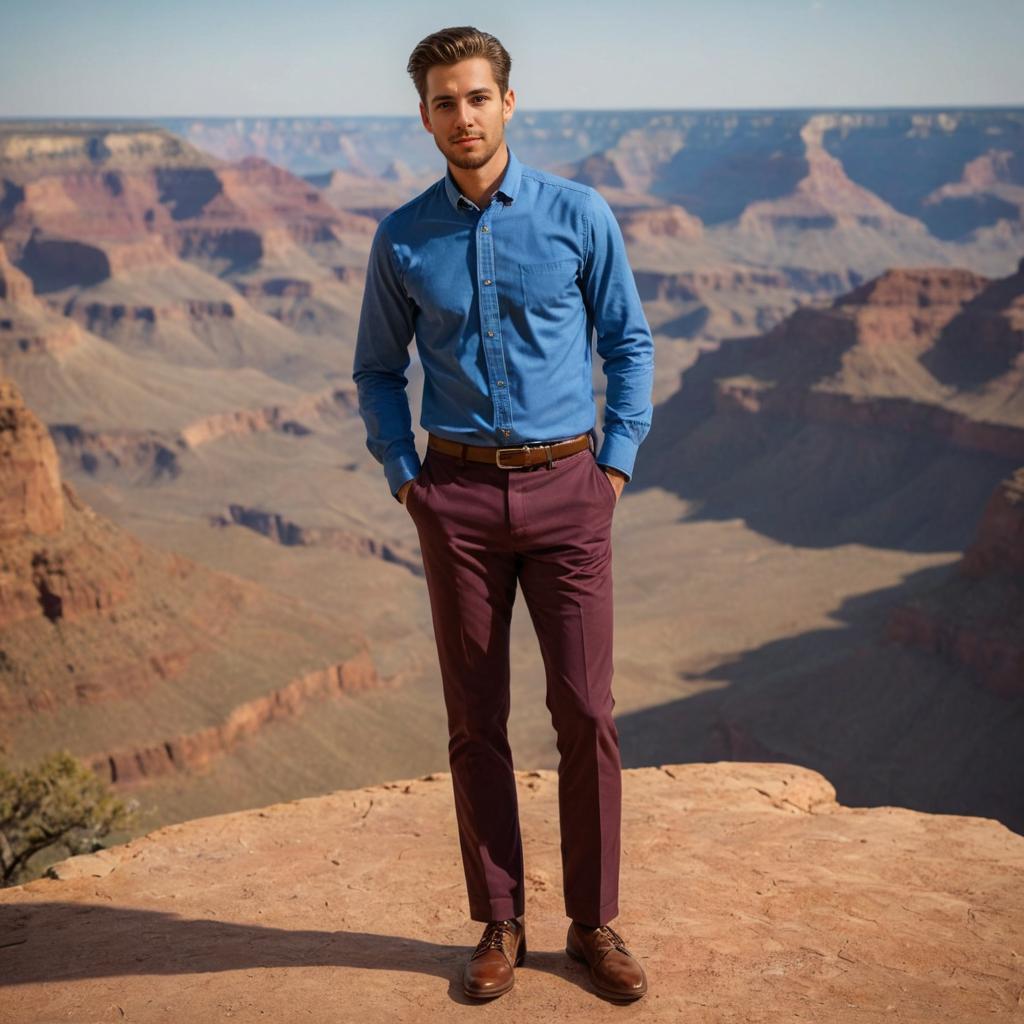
[453,99,476,132]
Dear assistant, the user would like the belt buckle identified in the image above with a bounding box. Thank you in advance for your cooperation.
[495,444,533,469]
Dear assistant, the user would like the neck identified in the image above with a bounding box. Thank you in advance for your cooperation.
[449,142,510,209]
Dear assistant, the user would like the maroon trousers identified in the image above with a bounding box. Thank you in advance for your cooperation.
[405,434,621,926]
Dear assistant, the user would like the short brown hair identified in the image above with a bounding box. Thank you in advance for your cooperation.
[407,26,512,106]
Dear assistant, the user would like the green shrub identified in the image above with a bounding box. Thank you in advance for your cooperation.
[0,749,137,887]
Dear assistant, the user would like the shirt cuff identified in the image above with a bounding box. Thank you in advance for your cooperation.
[385,451,422,501]
[595,431,639,482]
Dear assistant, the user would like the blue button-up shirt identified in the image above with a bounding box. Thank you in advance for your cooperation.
[352,145,654,500]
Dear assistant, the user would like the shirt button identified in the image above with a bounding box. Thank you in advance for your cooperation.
[487,330,495,337]
[483,278,492,285]
[496,380,505,387]
[502,429,511,436]
[481,225,490,232]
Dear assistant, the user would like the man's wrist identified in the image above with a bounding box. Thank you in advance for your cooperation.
[595,431,637,481]
[385,452,422,500]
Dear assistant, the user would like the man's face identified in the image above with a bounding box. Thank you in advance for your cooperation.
[419,56,515,171]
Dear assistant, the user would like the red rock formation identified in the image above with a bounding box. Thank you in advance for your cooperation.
[177,384,355,448]
[917,150,1024,240]
[884,604,1024,697]
[884,466,1024,696]
[960,148,1023,188]
[619,204,704,243]
[702,263,1024,458]
[715,385,1024,460]
[20,231,175,286]
[42,386,358,477]
[962,467,1024,576]
[0,377,64,541]
[0,380,196,643]
[0,380,383,747]
[57,296,247,340]
[0,424,215,639]
[0,126,376,290]
[635,266,850,303]
[738,116,926,237]
[628,264,857,343]
[85,650,383,785]
[210,503,423,576]
[836,266,991,308]
[0,241,38,305]
[318,163,427,217]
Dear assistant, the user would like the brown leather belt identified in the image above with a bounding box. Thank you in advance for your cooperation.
[427,431,592,469]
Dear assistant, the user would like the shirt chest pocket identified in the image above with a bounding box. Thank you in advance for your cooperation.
[519,258,581,315]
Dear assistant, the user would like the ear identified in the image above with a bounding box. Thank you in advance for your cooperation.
[502,87,516,125]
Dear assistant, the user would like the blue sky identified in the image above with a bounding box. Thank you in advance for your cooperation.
[0,0,1021,117]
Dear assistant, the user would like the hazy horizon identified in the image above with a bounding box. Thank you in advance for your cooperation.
[3,101,1024,123]
[1,0,1022,118]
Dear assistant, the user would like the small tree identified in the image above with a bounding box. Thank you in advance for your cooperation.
[0,749,137,887]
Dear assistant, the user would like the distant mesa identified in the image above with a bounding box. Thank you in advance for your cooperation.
[549,109,1023,249]
[710,261,1024,458]
[0,124,377,293]
[641,260,1024,551]
[316,163,429,218]
[735,117,925,237]
[919,148,1024,241]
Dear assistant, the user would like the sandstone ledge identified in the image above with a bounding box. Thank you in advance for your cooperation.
[1,762,1021,1022]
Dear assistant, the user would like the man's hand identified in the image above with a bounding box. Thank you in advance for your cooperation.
[398,479,414,505]
[602,465,628,503]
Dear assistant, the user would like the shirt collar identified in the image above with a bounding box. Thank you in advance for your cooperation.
[444,144,522,211]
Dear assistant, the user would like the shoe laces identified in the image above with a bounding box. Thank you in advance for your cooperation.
[590,923,629,954]
[476,918,519,955]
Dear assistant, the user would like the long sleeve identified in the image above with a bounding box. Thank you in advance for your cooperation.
[580,188,655,481]
[352,220,421,500]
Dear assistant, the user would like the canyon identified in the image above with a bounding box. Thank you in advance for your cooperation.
[0,113,1021,861]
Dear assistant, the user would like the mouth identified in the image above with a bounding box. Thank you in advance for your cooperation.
[453,137,481,146]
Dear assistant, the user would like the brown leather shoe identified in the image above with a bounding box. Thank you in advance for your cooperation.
[462,916,527,999]
[566,922,648,1001]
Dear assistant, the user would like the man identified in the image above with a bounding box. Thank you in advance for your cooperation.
[352,25,654,1003]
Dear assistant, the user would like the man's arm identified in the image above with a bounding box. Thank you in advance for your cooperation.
[352,220,421,502]
[580,188,655,483]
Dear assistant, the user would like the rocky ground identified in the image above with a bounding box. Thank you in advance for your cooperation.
[1,761,1022,1023]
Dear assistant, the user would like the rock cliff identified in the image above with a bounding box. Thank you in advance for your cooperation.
[643,260,1024,549]
[1,762,1020,1021]
[0,376,64,541]
[885,466,1024,696]
[0,378,386,790]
